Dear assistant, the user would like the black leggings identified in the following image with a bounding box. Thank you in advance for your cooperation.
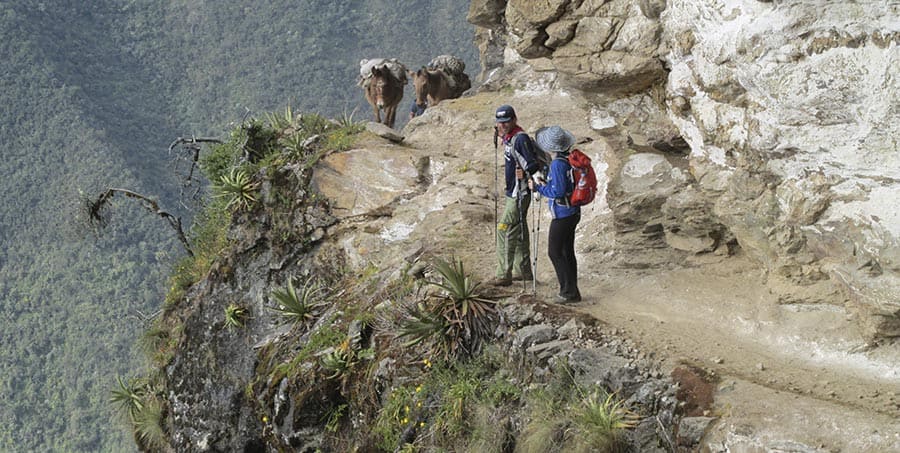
[548,213,580,300]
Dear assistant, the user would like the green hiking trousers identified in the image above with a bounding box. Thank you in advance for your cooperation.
[496,194,533,279]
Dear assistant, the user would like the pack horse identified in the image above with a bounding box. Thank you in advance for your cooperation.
[359,58,407,129]
[410,54,471,111]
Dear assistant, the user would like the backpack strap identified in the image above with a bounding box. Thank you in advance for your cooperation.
[509,131,538,175]
[552,155,574,206]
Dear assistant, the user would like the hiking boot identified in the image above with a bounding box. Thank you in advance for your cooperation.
[513,274,535,282]
[555,294,581,303]
[486,277,512,287]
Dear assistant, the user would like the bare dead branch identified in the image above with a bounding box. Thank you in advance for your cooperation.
[87,187,194,257]
[168,136,223,153]
[168,136,224,202]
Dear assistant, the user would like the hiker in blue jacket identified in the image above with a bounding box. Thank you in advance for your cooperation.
[489,104,544,287]
[529,126,581,302]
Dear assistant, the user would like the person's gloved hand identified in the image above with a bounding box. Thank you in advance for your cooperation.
[532,171,546,185]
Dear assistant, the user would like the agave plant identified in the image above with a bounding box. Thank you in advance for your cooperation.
[321,338,355,379]
[110,376,167,450]
[335,107,362,129]
[265,105,296,130]
[428,257,487,304]
[110,375,146,419]
[279,131,309,156]
[270,276,324,324]
[224,303,248,329]
[399,257,497,359]
[214,167,259,212]
[299,113,331,136]
[399,302,450,348]
[569,391,639,452]
[132,395,167,451]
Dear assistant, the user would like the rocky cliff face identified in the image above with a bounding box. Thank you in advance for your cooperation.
[470,0,900,338]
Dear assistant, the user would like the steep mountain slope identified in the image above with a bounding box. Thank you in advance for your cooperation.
[141,0,900,451]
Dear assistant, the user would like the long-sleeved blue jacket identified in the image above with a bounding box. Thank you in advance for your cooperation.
[535,156,580,219]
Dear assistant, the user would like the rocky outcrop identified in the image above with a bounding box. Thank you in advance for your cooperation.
[469,0,900,339]
[502,302,678,453]
[482,0,668,93]
[661,1,900,337]
[312,141,426,218]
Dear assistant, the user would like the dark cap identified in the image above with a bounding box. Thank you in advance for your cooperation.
[495,104,516,123]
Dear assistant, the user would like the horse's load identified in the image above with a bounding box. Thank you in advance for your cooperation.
[427,55,465,76]
[358,58,408,87]
[426,54,470,97]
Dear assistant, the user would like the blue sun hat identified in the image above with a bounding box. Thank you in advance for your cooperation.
[535,125,575,154]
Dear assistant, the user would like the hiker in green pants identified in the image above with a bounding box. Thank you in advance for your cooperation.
[489,104,544,287]
[495,193,532,286]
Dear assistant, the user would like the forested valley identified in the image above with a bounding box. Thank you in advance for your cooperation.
[0,1,477,450]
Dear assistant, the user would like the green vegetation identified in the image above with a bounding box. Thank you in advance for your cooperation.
[164,200,231,309]
[572,391,640,450]
[399,257,497,359]
[320,338,361,380]
[125,107,371,446]
[0,0,477,450]
[214,168,259,212]
[372,346,522,452]
[518,363,640,453]
[270,277,325,324]
[131,396,167,451]
[109,376,148,420]
[224,303,249,329]
[109,375,167,451]
[238,243,639,451]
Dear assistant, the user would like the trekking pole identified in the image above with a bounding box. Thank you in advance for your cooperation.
[516,177,527,292]
[493,126,499,244]
[532,192,540,295]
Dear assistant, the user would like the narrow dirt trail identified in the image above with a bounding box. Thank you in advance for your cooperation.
[561,252,900,451]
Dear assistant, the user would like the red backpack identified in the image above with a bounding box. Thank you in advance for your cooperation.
[565,149,597,206]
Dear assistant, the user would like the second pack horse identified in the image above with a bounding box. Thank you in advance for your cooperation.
[409,55,471,114]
